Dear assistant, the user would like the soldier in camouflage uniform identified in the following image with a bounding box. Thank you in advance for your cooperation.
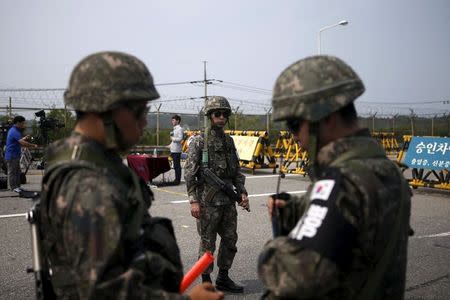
[258,55,412,300]
[184,96,249,293]
[39,51,224,300]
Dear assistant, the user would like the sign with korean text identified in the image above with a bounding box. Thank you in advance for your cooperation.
[403,137,450,170]
[231,135,260,161]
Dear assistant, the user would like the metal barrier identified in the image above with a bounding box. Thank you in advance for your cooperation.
[397,135,450,191]
[182,130,201,153]
[372,132,399,155]
[273,131,308,175]
[182,130,277,174]
[226,130,276,174]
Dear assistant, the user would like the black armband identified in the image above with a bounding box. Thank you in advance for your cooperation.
[288,168,357,268]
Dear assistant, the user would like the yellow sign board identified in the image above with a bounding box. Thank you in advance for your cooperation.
[231,135,259,161]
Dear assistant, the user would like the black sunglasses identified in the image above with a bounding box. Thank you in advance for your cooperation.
[212,110,230,118]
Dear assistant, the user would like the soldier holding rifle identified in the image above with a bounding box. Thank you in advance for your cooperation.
[185,96,249,293]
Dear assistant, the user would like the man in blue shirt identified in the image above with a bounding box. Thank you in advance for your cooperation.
[5,115,38,192]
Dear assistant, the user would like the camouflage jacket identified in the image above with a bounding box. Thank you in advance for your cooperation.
[39,132,187,300]
[258,129,411,300]
[184,127,247,206]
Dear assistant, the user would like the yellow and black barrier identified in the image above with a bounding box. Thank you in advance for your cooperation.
[273,131,292,158]
[397,135,450,191]
[182,130,201,153]
[225,130,277,174]
[372,132,399,155]
[181,130,277,174]
[274,131,309,175]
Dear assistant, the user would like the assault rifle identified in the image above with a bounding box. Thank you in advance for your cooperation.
[202,168,250,212]
[26,200,56,300]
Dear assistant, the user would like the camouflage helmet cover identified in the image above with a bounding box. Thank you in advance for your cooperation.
[64,51,160,113]
[204,96,232,115]
[272,55,365,122]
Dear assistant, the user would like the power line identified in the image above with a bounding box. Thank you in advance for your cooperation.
[227,97,271,108]
[220,81,271,92]
[0,88,65,92]
[214,83,272,95]
[0,79,225,92]
[359,99,449,105]
[155,79,222,86]
[152,96,204,103]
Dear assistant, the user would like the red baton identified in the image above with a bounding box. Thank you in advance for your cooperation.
[180,252,214,293]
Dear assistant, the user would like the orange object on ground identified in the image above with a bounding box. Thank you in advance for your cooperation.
[180,252,214,293]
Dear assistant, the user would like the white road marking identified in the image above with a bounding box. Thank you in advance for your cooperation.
[245,174,303,179]
[171,200,189,204]
[0,213,27,219]
[169,190,306,204]
[413,232,450,239]
[248,190,306,198]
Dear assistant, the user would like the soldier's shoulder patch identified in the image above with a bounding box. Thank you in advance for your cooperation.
[288,167,356,268]
[310,167,341,201]
[310,179,335,201]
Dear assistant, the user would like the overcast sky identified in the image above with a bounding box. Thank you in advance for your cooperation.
[0,0,449,116]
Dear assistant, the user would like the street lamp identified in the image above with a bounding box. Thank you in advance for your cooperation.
[318,20,349,54]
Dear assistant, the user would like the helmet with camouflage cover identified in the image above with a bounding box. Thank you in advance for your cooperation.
[64,51,160,112]
[204,96,232,115]
[272,55,365,122]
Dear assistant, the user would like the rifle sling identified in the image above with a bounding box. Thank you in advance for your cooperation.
[329,146,405,300]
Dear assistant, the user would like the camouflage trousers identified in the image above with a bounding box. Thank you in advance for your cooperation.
[196,204,238,274]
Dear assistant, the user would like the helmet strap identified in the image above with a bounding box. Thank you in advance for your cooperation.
[102,112,120,149]
[307,122,319,179]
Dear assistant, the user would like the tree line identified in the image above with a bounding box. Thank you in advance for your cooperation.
[1,110,448,147]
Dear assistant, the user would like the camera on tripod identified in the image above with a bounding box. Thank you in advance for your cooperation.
[34,110,65,146]
[0,121,13,149]
[35,110,65,130]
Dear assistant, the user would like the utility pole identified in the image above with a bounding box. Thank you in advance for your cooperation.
[9,97,12,118]
[265,107,272,133]
[203,61,208,132]
[64,104,67,127]
[202,61,210,168]
[197,106,202,130]
[371,112,377,134]
[409,109,415,136]
[233,106,240,130]
[447,113,450,137]
[431,115,436,136]
[156,104,162,146]
[198,62,224,166]
[392,113,399,135]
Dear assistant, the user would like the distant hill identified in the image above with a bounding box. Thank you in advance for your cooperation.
[146,112,203,130]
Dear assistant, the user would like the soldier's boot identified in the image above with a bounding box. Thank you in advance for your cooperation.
[215,269,243,293]
[201,274,212,283]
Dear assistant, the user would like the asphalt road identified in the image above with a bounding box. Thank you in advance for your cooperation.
[0,169,449,300]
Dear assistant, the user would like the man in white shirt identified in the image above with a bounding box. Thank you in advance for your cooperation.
[169,115,184,185]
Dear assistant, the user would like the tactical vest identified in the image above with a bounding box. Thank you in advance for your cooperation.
[207,132,238,179]
[200,131,240,205]
[39,139,183,298]
[321,140,410,300]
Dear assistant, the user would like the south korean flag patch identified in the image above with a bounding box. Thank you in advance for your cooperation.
[288,167,357,268]
[310,179,335,201]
